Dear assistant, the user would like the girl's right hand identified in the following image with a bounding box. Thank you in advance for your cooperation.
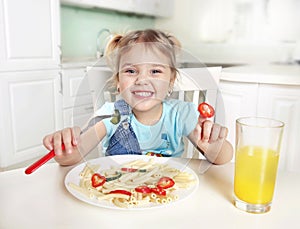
[43,127,81,159]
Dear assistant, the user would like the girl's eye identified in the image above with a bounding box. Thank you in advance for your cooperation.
[123,68,137,75]
[151,69,162,75]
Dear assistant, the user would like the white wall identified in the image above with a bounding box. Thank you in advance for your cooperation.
[155,0,300,65]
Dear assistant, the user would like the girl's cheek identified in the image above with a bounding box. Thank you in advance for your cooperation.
[120,83,132,92]
[118,78,133,91]
[153,81,169,94]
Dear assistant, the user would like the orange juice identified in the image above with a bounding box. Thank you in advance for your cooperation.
[234,146,279,204]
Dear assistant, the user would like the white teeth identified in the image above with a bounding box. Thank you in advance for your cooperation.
[134,92,152,97]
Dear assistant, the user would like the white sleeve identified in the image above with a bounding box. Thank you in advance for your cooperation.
[94,102,115,116]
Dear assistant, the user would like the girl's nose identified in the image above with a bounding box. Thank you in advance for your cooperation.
[135,69,149,85]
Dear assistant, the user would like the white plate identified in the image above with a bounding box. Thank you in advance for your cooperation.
[65,155,199,210]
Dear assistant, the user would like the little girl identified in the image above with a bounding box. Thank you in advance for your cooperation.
[43,29,233,166]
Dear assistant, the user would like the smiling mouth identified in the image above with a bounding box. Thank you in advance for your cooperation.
[132,91,154,98]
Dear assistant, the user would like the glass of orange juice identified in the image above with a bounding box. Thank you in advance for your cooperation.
[234,117,284,213]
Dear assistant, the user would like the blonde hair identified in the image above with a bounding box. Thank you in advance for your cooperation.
[105,29,181,87]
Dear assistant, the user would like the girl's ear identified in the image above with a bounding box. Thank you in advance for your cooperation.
[168,74,175,95]
[170,71,176,84]
[116,80,120,93]
[169,79,175,88]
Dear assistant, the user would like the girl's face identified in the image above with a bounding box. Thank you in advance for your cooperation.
[117,62,175,113]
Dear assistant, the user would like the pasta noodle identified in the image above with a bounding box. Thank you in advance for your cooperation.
[68,158,197,208]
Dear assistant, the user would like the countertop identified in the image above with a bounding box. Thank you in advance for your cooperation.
[221,64,300,85]
[61,57,300,86]
[0,159,299,229]
[61,57,106,69]
[60,57,241,70]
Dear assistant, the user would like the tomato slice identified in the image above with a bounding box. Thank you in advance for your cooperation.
[135,185,152,194]
[198,102,215,118]
[121,168,138,172]
[157,177,175,189]
[91,173,106,188]
[151,187,166,196]
[109,190,132,196]
[146,152,163,157]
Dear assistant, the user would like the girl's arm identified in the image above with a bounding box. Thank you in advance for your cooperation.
[43,121,107,166]
[188,118,233,165]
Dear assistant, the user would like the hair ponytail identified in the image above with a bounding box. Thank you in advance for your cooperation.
[105,34,123,57]
[166,34,181,49]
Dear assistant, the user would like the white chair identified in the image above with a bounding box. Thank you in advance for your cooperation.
[86,66,115,111]
[86,66,221,159]
[173,67,221,158]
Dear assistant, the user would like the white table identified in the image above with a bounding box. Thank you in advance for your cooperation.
[0,159,299,229]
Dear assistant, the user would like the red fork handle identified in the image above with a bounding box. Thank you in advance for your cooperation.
[25,144,65,175]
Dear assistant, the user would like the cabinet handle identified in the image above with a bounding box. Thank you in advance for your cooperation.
[58,45,62,62]
[85,106,94,111]
[59,72,63,95]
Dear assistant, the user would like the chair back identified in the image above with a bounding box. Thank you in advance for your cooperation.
[86,66,221,158]
[173,67,221,158]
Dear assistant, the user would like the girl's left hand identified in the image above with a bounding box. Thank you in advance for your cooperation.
[198,117,228,143]
[188,116,229,164]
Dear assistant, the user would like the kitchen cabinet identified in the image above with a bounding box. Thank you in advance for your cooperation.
[61,63,103,159]
[61,65,94,128]
[0,0,60,72]
[61,0,174,18]
[216,65,300,172]
[216,81,258,145]
[257,84,300,172]
[0,0,62,169]
[0,70,63,167]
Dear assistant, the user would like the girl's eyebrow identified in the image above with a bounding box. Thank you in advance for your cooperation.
[120,63,167,68]
[152,64,166,68]
[120,63,134,68]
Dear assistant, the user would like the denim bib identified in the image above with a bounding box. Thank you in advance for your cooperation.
[105,100,142,156]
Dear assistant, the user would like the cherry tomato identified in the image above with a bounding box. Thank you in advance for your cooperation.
[157,177,175,189]
[146,152,163,157]
[198,102,215,118]
[135,185,152,194]
[109,190,132,196]
[151,187,167,196]
[91,173,106,188]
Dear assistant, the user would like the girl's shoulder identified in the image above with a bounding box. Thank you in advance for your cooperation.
[163,99,198,136]
[163,99,198,120]
[164,99,196,110]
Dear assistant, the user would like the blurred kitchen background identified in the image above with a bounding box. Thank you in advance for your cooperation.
[60,0,300,64]
[0,0,299,172]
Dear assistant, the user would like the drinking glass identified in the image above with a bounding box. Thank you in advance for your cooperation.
[234,117,284,213]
